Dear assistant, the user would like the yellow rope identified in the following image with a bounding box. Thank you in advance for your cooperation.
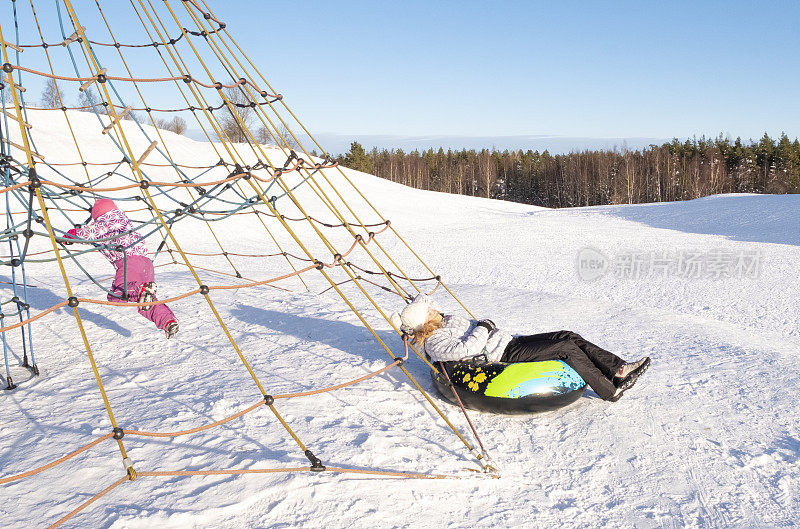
[61,0,313,454]
[185,9,412,301]
[163,0,486,464]
[133,0,310,292]
[124,1,307,291]
[201,0,477,319]
[0,21,135,480]
[92,0,242,277]
[175,9,446,375]
[8,0,489,471]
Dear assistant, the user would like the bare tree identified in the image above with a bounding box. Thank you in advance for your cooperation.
[255,125,275,145]
[277,123,300,150]
[254,123,300,150]
[169,116,187,135]
[78,88,106,114]
[156,116,187,135]
[219,87,253,143]
[40,78,64,109]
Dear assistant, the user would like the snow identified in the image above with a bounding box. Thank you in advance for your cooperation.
[1,109,799,528]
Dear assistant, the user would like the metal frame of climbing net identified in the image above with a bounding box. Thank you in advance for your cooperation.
[0,1,496,526]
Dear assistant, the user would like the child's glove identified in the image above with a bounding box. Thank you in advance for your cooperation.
[61,228,78,245]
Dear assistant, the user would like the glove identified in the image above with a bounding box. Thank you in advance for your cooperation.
[475,319,496,333]
[61,228,78,245]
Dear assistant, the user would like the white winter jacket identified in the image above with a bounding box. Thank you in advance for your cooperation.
[423,315,514,363]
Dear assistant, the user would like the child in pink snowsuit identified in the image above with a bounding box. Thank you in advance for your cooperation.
[65,199,178,338]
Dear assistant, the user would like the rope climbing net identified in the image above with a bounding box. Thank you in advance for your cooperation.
[0,1,495,526]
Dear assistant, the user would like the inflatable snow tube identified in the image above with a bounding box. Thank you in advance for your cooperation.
[431,359,586,414]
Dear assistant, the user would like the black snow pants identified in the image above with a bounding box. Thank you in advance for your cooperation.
[501,330,625,401]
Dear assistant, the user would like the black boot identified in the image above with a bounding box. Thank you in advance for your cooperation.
[609,357,650,402]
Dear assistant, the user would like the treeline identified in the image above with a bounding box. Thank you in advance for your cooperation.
[339,135,800,207]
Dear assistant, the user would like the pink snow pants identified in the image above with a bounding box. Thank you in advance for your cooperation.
[110,255,176,331]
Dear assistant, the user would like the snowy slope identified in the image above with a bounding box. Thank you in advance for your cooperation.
[1,110,799,529]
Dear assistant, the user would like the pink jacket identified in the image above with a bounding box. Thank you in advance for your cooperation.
[71,208,148,266]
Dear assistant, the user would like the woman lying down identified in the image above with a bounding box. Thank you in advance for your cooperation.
[391,294,650,402]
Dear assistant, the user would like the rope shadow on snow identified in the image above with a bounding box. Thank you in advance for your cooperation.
[173,311,461,463]
[20,283,131,337]
[229,304,483,461]
[229,304,431,380]
[774,434,800,463]
[98,361,292,462]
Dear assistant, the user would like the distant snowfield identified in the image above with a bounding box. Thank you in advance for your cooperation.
[1,110,799,528]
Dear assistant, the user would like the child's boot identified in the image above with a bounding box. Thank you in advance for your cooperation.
[139,282,157,311]
[165,319,179,339]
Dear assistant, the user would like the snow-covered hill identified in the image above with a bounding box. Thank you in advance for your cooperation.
[2,109,799,528]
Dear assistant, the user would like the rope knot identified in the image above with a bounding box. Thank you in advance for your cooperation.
[304,450,326,472]
[283,151,298,168]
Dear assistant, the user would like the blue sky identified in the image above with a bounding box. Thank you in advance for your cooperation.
[229,0,800,140]
[5,0,799,142]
